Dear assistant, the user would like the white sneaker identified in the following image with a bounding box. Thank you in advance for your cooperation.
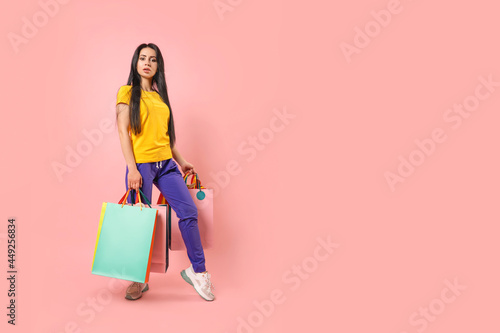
[181,265,215,301]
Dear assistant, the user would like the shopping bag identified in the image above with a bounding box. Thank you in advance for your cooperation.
[157,173,213,251]
[92,189,158,283]
[130,190,169,274]
[150,204,169,273]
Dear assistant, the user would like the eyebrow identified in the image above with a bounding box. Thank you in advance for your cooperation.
[140,54,156,58]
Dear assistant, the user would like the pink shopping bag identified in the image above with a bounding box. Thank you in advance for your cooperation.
[157,173,213,251]
[149,204,169,273]
[132,191,169,273]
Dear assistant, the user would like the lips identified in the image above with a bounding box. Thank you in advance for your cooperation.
[144,68,151,72]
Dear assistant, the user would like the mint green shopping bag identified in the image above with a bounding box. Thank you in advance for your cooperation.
[92,189,158,283]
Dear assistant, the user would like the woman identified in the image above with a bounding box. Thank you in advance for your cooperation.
[115,43,214,301]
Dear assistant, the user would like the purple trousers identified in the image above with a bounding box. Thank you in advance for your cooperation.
[125,158,206,273]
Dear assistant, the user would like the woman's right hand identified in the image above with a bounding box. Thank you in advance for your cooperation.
[128,168,143,190]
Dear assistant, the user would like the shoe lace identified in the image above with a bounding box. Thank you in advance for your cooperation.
[202,273,215,293]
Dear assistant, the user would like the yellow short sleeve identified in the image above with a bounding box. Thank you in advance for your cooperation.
[114,85,172,163]
[116,85,132,105]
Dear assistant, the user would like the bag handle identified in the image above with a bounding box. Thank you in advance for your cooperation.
[136,189,144,210]
[184,173,207,200]
[134,188,152,210]
[157,193,169,206]
[135,189,152,207]
[156,173,207,204]
[184,173,205,189]
[118,189,131,207]
[117,188,152,209]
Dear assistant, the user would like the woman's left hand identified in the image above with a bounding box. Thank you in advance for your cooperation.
[180,161,196,176]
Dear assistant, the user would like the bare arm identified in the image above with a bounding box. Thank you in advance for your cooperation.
[171,146,186,166]
[171,145,196,175]
[116,103,142,190]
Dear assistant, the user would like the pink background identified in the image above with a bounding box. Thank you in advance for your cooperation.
[1,0,499,332]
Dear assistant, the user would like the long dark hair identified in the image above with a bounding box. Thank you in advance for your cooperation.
[126,43,176,148]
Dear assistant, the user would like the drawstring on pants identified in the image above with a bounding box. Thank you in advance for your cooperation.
[156,161,162,169]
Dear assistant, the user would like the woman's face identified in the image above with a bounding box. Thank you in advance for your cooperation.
[137,47,157,78]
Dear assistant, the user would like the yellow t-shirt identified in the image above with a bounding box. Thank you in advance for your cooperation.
[116,85,173,163]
